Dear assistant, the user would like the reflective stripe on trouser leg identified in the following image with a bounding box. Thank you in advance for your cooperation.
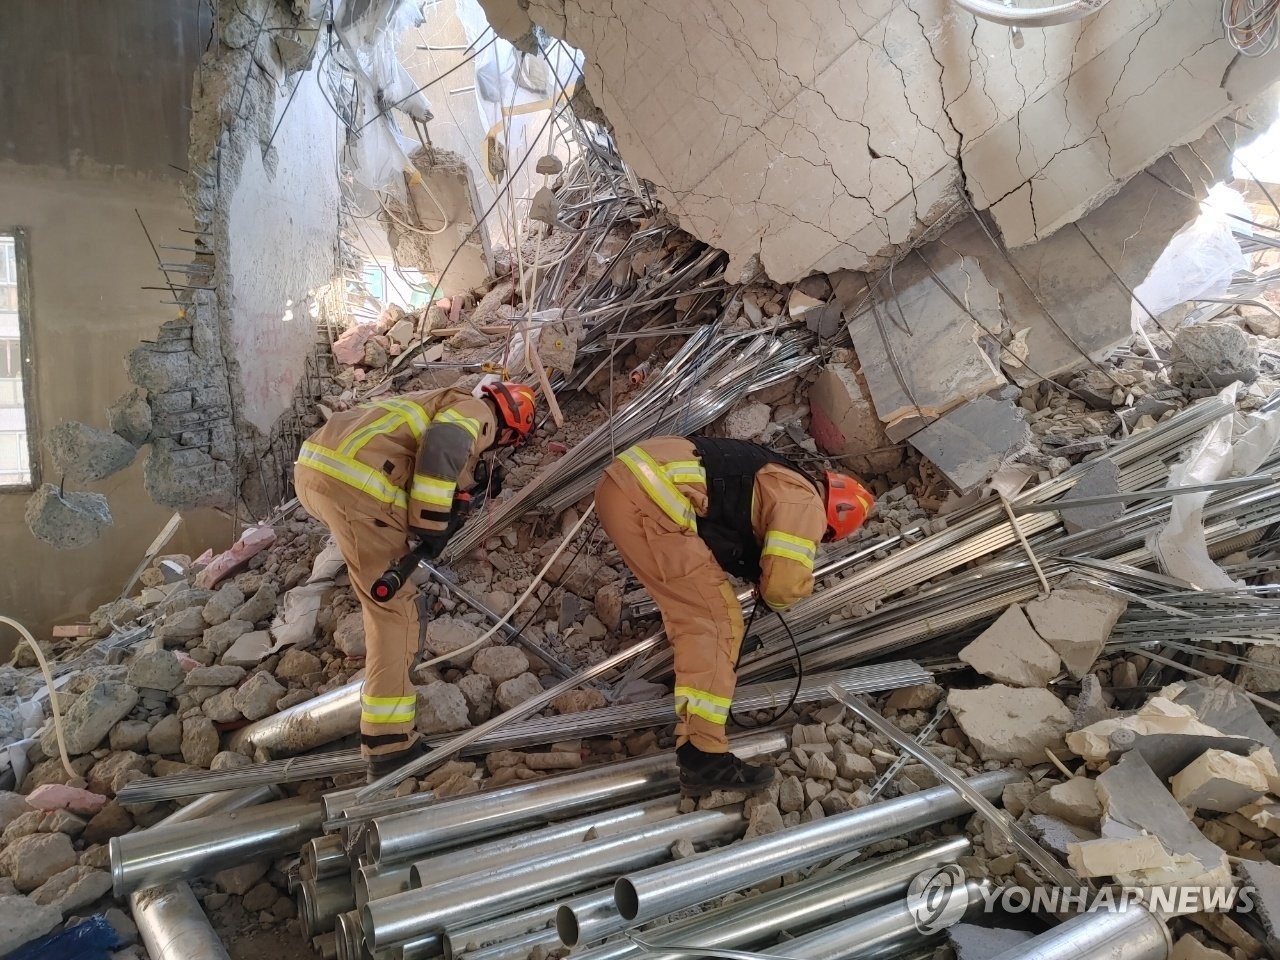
[293,468,418,758]
[595,470,744,753]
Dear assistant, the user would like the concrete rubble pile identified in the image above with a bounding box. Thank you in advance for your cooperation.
[8,99,1280,960]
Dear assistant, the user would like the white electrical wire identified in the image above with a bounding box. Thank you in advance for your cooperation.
[0,616,77,780]
[418,502,597,670]
[1224,0,1280,56]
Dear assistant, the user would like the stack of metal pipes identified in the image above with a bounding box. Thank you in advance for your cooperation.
[297,727,1025,960]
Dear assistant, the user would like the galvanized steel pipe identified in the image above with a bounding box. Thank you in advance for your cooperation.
[773,880,987,960]
[561,836,971,953]
[131,785,278,960]
[300,876,357,938]
[112,796,323,896]
[227,678,362,757]
[456,927,561,960]
[304,835,350,880]
[364,808,744,949]
[445,888,617,960]
[613,769,1019,922]
[986,908,1170,960]
[356,861,414,909]
[367,731,783,864]
[410,796,681,888]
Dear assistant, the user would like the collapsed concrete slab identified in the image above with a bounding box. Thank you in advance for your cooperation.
[908,396,1032,493]
[958,605,1059,688]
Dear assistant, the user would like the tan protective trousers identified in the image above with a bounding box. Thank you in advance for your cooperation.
[596,471,745,752]
[295,468,419,758]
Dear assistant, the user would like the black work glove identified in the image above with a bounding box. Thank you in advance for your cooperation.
[472,460,506,499]
[408,529,450,562]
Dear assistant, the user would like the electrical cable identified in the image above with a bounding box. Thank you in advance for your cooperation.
[728,605,804,729]
[0,617,76,780]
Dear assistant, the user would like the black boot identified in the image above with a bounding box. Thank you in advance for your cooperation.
[676,743,776,796]
[366,738,428,784]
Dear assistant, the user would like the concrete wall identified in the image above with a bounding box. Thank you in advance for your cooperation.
[0,2,230,642]
[478,0,1280,283]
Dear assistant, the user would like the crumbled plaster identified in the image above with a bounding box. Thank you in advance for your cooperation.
[122,0,339,510]
[478,0,1280,282]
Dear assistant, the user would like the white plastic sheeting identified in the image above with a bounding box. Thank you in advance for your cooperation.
[1149,384,1280,588]
[455,0,584,246]
[1130,184,1251,348]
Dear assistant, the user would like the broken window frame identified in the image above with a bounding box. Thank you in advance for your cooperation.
[0,228,39,492]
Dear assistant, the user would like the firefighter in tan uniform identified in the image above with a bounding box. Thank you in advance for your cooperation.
[294,381,536,780]
[596,436,874,794]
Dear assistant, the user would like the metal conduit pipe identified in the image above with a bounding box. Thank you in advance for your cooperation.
[366,731,784,864]
[131,785,279,960]
[986,908,1170,960]
[444,888,617,960]
[112,796,324,896]
[305,835,351,880]
[315,932,340,960]
[300,876,357,938]
[356,861,414,910]
[364,808,744,949]
[948,0,1111,26]
[410,796,682,888]
[227,678,362,757]
[456,927,562,960]
[560,836,971,953]
[613,769,1020,923]
[773,880,987,960]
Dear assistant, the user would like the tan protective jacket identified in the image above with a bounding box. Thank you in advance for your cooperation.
[604,437,826,610]
[296,386,496,533]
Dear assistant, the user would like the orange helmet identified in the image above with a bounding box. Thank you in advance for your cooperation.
[482,381,536,445]
[824,470,874,541]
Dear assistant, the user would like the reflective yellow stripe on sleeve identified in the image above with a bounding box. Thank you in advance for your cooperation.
[663,459,706,486]
[297,442,408,509]
[761,530,817,569]
[377,398,430,439]
[361,694,417,725]
[433,408,481,439]
[673,685,732,725]
[411,474,456,508]
[618,447,697,531]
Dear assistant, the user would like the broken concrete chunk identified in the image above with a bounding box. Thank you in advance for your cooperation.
[232,671,285,721]
[1057,458,1124,536]
[180,716,219,768]
[1067,834,1174,879]
[958,605,1060,687]
[126,649,185,693]
[471,646,531,685]
[415,681,470,734]
[425,616,487,666]
[29,865,112,916]
[1095,750,1232,890]
[0,894,62,954]
[200,619,253,656]
[1029,777,1102,829]
[1024,586,1127,679]
[108,388,152,446]
[25,483,113,550]
[496,672,545,712]
[1237,860,1280,945]
[1027,813,1098,858]
[1171,749,1268,813]
[1169,934,1232,960]
[333,610,366,657]
[0,832,77,891]
[1173,322,1259,387]
[724,402,772,441]
[45,420,137,482]
[202,582,245,626]
[50,679,138,755]
[807,365,902,474]
[948,684,1072,764]
[884,682,942,712]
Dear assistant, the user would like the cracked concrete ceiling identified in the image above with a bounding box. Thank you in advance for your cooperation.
[479,0,1280,282]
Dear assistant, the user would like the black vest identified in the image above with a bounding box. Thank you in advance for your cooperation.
[690,436,817,581]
